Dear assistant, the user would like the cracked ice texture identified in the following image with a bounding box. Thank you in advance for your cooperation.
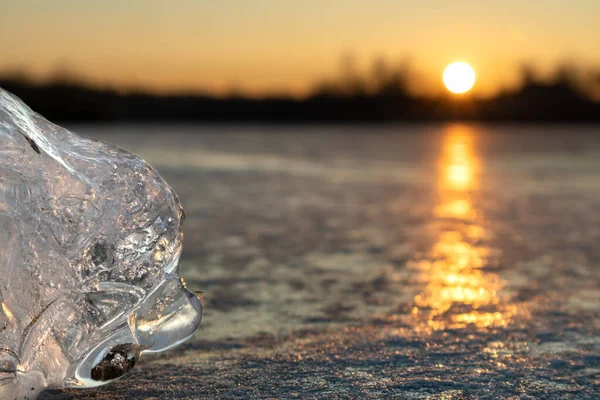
[0,89,202,399]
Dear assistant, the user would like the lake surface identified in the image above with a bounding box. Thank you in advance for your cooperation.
[44,124,600,399]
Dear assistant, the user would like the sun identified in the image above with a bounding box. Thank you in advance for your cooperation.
[443,62,476,94]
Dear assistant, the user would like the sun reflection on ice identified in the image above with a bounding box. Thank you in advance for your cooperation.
[443,131,476,191]
[412,125,516,331]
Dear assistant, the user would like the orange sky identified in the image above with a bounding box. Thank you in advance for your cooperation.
[1,1,599,98]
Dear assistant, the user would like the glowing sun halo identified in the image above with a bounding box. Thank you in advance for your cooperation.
[443,62,476,94]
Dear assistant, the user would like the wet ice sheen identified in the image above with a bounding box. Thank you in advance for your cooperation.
[0,89,202,399]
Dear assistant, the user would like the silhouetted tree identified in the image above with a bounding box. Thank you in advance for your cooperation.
[1,57,599,122]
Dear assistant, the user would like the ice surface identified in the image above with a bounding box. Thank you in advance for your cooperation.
[0,89,202,399]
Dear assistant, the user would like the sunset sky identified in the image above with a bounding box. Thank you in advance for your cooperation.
[1,1,599,98]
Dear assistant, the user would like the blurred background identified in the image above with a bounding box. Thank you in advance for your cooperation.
[2,0,600,121]
[5,2,600,398]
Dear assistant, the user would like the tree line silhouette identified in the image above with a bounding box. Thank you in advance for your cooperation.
[1,59,599,122]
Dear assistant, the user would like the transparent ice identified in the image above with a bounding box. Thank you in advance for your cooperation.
[0,89,203,399]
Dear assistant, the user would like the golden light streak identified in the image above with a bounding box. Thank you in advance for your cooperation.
[412,125,517,330]
[2,302,14,322]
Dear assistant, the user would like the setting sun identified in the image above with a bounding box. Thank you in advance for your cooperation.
[443,62,476,94]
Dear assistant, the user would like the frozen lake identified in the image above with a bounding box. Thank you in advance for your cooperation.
[43,123,600,399]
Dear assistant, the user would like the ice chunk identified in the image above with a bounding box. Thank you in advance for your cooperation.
[0,89,202,399]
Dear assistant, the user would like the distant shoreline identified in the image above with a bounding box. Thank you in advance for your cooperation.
[3,78,600,123]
